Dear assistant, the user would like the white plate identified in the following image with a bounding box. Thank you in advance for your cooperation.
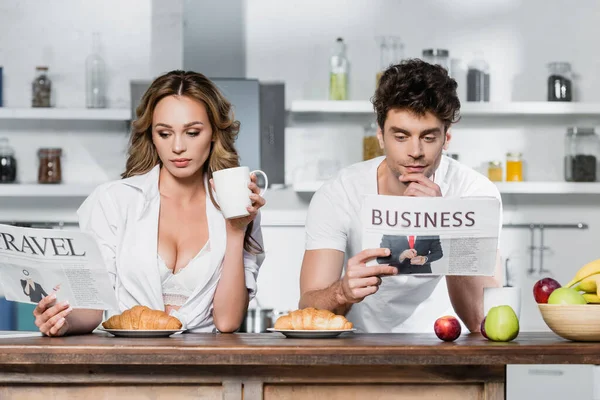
[267,328,356,338]
[98,327,185,338]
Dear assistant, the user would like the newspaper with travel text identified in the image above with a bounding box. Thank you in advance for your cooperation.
[362,195,501,276]
[0,223,117,310]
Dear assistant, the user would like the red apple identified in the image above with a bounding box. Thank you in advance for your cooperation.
[480,317,488,339]
[434,316,462,342]
[533,277,562,304]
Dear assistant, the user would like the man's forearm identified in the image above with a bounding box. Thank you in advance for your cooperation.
[299,280,352,316]
[446,275,500,332]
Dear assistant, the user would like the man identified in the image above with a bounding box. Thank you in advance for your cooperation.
[299,59,502,333]
[376,234,443,274]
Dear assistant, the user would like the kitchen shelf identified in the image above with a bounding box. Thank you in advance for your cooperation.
[0,184,100,197]
[289,101,600,117]
[0,108,130,121]
[496,182,600,194]
[293,181,600,195]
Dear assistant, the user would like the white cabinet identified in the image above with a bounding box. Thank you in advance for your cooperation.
[507,364,596,400]
[254,225,306,312]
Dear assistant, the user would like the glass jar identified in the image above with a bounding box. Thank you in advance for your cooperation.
[422,49,450,71]
[38,148,62,184]
[506,153,523,182]
[363,122,383,161]
[564,127,599,182]
[466,51,490,102]
[0,138,17,183]
[376,36,404,86]
[547,62,572,102]
[32,66,52,108]
[488,161,503,182]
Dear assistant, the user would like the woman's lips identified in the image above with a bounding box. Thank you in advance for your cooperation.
[171,159,191,168]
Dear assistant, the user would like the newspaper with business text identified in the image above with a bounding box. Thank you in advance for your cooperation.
[0,223,117,310]
[362,195,501,276]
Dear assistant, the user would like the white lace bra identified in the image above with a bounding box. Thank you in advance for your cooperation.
[158,241,211,307]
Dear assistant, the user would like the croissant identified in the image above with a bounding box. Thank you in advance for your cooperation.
[274,308,353,330]
[102,305,182,330]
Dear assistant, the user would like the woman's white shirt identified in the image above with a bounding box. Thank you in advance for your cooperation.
[76,164,264,332]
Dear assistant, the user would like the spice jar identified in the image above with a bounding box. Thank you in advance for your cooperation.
[564,127,599,182]
[487,161,503,182]
[0,138,17,183]
[506,153,523,182]
[38,148,62,184]
[32,66,52,108]
[466,51,490,102]
[547,62,572,102]
[422,49,450,71]
[363,122,383,161]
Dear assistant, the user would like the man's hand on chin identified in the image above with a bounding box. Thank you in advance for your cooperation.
[399,173,442,197]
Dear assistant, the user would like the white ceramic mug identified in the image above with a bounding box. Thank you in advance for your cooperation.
[212,166,268,219]
[483,287,521,319]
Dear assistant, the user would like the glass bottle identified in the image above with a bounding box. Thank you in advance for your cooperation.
[86,32,106,108]
[547,62,572,102]
[487,161,503,182]
[0,138,17,183]
[506,153,523,182]
[564,127,599,182]
[466,51,490,102]
[363,121,383,161]
[38,148,63,184]
[32,66,52,108]
[0,66,3,107]
[329,38,349,100]
[376,36,404,87]
[422,49,450,71]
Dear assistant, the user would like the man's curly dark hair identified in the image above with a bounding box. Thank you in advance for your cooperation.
[372,59,461,131]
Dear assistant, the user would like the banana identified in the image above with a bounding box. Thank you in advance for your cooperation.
[572,273,600,293]
[566,258,600,288]
[582,293,600,303]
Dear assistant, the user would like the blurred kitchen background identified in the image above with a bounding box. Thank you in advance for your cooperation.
[1,0,600,397]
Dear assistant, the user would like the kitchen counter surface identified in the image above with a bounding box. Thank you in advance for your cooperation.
[0,331,598,366]
[1,332,598,400]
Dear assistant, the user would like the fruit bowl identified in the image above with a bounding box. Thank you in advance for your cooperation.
[538,304,600,341]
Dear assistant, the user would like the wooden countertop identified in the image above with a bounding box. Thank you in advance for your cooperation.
[1,332,599,366]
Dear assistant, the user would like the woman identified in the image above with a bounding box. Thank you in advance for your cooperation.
[33,70,266,336]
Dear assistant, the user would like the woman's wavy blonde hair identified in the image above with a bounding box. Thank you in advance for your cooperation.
[123,70,262,254]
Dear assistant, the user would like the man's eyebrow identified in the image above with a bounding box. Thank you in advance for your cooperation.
[388,126,442,135]
[420,128,442,135]
[389,126,411,134]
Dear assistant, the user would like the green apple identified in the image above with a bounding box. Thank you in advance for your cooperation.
[547,287,587,305]
[484,305,519,342]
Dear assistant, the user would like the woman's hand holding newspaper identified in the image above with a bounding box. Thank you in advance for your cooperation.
[33,293,72,337]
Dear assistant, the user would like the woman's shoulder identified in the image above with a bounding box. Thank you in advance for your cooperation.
[78,166,160,219]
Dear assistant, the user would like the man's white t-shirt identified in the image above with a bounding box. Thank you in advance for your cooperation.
[305,155,503,333]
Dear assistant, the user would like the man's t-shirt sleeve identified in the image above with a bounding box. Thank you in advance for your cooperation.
[304,181,349,252]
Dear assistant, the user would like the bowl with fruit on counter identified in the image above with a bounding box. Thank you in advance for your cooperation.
[534,259,600,342]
